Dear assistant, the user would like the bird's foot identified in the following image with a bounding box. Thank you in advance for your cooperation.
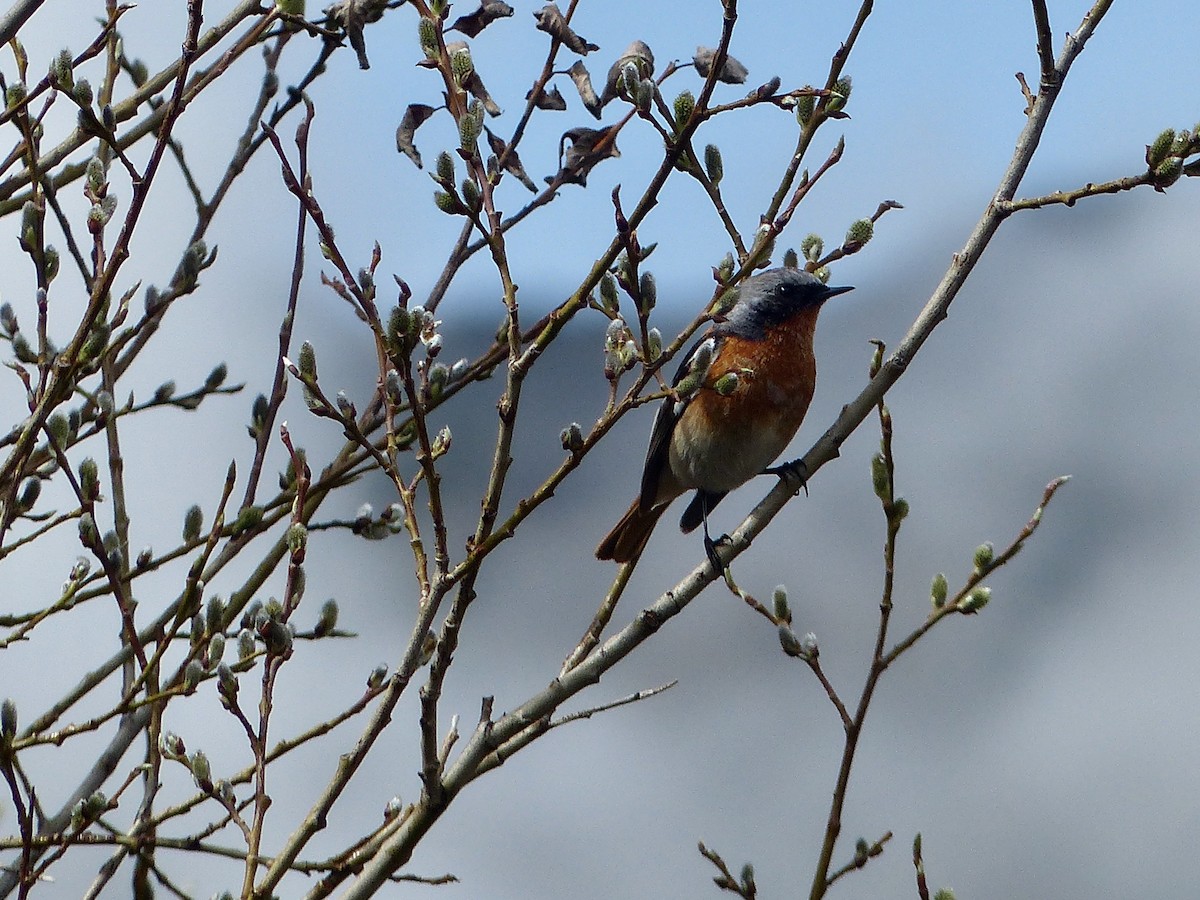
[703,532,732,573]
[764,458,809,496]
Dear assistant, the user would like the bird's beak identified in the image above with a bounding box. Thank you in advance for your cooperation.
[823,285,855,300]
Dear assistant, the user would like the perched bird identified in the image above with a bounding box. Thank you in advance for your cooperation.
[595,267,853,564]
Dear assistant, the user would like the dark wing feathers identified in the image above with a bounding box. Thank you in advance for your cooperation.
[637,332,723,512]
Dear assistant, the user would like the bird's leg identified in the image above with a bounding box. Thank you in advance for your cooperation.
[700,495,730,573]
[763,458,809,497]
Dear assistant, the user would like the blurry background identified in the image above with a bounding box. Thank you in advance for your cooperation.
[3,0,1199,896]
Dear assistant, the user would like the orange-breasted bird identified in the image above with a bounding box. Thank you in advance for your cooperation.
[595,267,853,564]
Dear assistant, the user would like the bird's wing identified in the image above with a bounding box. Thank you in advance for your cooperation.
[637,332,721,512]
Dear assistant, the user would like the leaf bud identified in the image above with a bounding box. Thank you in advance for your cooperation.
[646,327,662,362]
[672,89,695,130]
[78,457,100,500]
[367,663,389,690]
[892,497,909,521]
[871,452,889,499]
[599,272,619,314]
[973,541,995,572]
[1146,128,1176,168]
[237,628,256,661]
[845,218,874,248]
[796,91,815,126]
[930,572,948,609]
[704,143,723,185]
[190,750,213,792]
[207,633,226,669]
[827,76,852,113]
[286,522,307,557]
[298,340,317,380]
[958,586,991,614]
[314,599,339,637]
[712,371,739,396]
[771,585,790,622]
[1,698,17,740]
[450,45,474,86]
[183,659,204,692]
[434,190,465,215]
[160,731,186,760]
[431,425,452,458]
[638,271,656,316]
[435,150,455,185]
[1153,157,1182,187]
[50,48,74,89]
[778,625,803,657]
[418,17,439,58]
[73,78,93,106]
[801,233,824,263]
[560,422,584,453]
[17,477,40,512]
[384,796,404,820]
[183,504,204,542]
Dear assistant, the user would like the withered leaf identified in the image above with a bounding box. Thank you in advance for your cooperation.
[567,60,602,119]
[485,127,538,192]
[396,103,436,168]
[533,3,599,56]
[693,46,749,84]
[550,125,620,187]
[448,1,514,38]
[600,40,654,107]
[526,84,568,111]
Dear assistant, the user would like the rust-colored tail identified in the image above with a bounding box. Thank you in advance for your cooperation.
[595,499,666,563]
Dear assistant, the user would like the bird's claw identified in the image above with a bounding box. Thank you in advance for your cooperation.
[703,532,732,573]
[764,458,809,496]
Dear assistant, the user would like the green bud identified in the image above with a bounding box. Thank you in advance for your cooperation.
[431,425,452,458]
[73,78,93,106]
[709,287,738,316]
[183,504,204,542]
[206,633,225,668]
[845,218,873,248]
[129,60,148,87]
[78,457,99,500]
[1,698,17,739]
[783,248,799,269]
[1154,157,1183,187]
[892,497,909,521]
[461,177,480,212]
[715,252,735,283]
[599,273,619,314]
[801,233,824,263]
[433,190,464,215]
[6,82,27,110]
[81,790,107,822]
[153,380,176,403]
[646,327,662,362]
[418,17,439,58]
[796,91,815,126]
[44,245,59,282]
[204,362,228,390]
[205,595,224,634]
[772,585,790,622]
[931,572,948,609]
[560,422,584,453]
[712,371,739,396]
[232,505,263,536]
[384,796,404,820]
[183,659,204,692]
[237,628,256,661]
[298,340,317,380]
[435,150,455,185]
[459,100,483,151]
[871,452,889,499]
[450,46,473,86]
[47,412,70,446]
[973,541,995,571]
[1146,128,1176,168]
[217,662,237,700]
[933,890,957,900]
[638,271,656,316]
[286,522,308,556]
[694,142,721,187]
[827,76,852,113]
[314,598,339,637]
[50,49,74,89]
[367,662,388,690]
[778,625,803,657]
[17,477,40,512]
[672,89,695,130]
[959,586,991,614]
[80,321,110,363]
[190,750,212,791]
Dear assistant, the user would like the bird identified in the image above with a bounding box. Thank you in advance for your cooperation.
[595,266,853,565]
